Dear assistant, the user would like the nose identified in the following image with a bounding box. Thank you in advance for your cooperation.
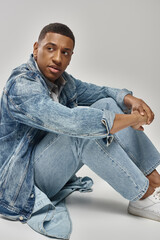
[52,50,62,65]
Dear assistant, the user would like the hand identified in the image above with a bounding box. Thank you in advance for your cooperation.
[124,94,154,125]
[131,110,148,131]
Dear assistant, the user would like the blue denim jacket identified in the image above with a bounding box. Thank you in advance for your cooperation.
[0,54,131,223]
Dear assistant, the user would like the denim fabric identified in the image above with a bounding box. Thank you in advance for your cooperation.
[0,54,132,222]
[28,98,160,239]
[27,177,93,239]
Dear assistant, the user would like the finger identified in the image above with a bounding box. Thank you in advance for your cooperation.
[134,125,144,131]
[138,106,145,116]
[147,112,155,124]
[143,105,154,124]
[132,124,144,131]
[139,126,144,131]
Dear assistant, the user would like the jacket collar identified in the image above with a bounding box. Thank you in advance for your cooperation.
[27,54,39,73]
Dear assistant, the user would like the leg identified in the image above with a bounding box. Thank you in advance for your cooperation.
[33,132,83,199]
[34,130,149,202]
[91,99,160,221]
[34,98,160,202]
[91,98,160,199]
[91,98,160,177]
[79,137,149,201]
[147,170,160,188]
[141,169,160,199]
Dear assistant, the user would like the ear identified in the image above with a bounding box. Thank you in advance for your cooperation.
[33,42,39,61]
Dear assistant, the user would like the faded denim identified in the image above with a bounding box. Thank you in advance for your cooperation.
[27,176,93,239]
[33,97,160,202]
[0,54,132,222]
[28,97,160,239]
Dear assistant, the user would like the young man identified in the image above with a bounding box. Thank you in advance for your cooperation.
[0,23,160,239]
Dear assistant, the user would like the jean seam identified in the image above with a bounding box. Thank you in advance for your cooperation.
[94,139,142,190]
[114,135,147,173]
[114,135,138,163]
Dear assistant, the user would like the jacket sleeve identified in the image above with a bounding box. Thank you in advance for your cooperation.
[7,76,115,142]
[73,76,132,112]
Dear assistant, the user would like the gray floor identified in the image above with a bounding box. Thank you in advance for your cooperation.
[1,165,160,240]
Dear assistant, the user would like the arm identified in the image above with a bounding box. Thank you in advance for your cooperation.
[7,77,115,140]
[110,111,148,134]
[110,94,154,134]
[73,77,132,112]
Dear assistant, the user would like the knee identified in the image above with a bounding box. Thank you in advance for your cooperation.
[104,97,117,106]
[91,98,115,109]
[91,98,122,113]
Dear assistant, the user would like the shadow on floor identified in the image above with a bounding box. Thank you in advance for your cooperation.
[66,194,128,216]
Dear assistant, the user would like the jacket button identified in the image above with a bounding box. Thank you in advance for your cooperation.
[19,216,24,221]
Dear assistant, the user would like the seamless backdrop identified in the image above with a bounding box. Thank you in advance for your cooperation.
[0,1,160,239]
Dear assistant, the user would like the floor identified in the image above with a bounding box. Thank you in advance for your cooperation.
[1,165,160,240]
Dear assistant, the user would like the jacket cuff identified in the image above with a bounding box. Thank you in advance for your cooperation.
[101,110,115,146]
[116,88,133,113]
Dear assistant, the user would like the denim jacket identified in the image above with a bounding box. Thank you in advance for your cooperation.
[0,54,132,223]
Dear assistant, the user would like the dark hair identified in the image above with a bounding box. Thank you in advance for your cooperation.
[38,23,75,47]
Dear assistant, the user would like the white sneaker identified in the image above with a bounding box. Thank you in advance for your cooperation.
[128,187,160,221]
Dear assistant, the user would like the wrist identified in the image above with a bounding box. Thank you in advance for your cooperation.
[124,94,133,109]
[130,111,140,126]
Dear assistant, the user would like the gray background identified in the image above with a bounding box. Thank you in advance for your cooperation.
[0,0,160,239]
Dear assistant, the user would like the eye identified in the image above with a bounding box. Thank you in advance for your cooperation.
[63,51,69,56]
[48,47,54,51]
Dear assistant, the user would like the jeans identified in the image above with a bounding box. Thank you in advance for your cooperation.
[34,98,160,202]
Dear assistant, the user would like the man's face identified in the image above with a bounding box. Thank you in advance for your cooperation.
[33,32,74,82]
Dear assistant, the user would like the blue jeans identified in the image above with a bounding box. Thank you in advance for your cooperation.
[34,98,160,202]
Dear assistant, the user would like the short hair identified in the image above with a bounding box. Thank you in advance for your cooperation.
[38,23,75,47]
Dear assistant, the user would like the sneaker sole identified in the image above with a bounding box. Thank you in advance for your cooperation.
[128,205,160,222]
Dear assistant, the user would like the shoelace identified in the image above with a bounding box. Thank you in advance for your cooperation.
[153,187,160,200]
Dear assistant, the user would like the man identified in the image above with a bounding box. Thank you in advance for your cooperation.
[0,23,160,239]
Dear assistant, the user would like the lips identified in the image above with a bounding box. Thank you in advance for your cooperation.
[48,65,61,74]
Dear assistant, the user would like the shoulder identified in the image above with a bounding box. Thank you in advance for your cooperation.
[5,64,47,97]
